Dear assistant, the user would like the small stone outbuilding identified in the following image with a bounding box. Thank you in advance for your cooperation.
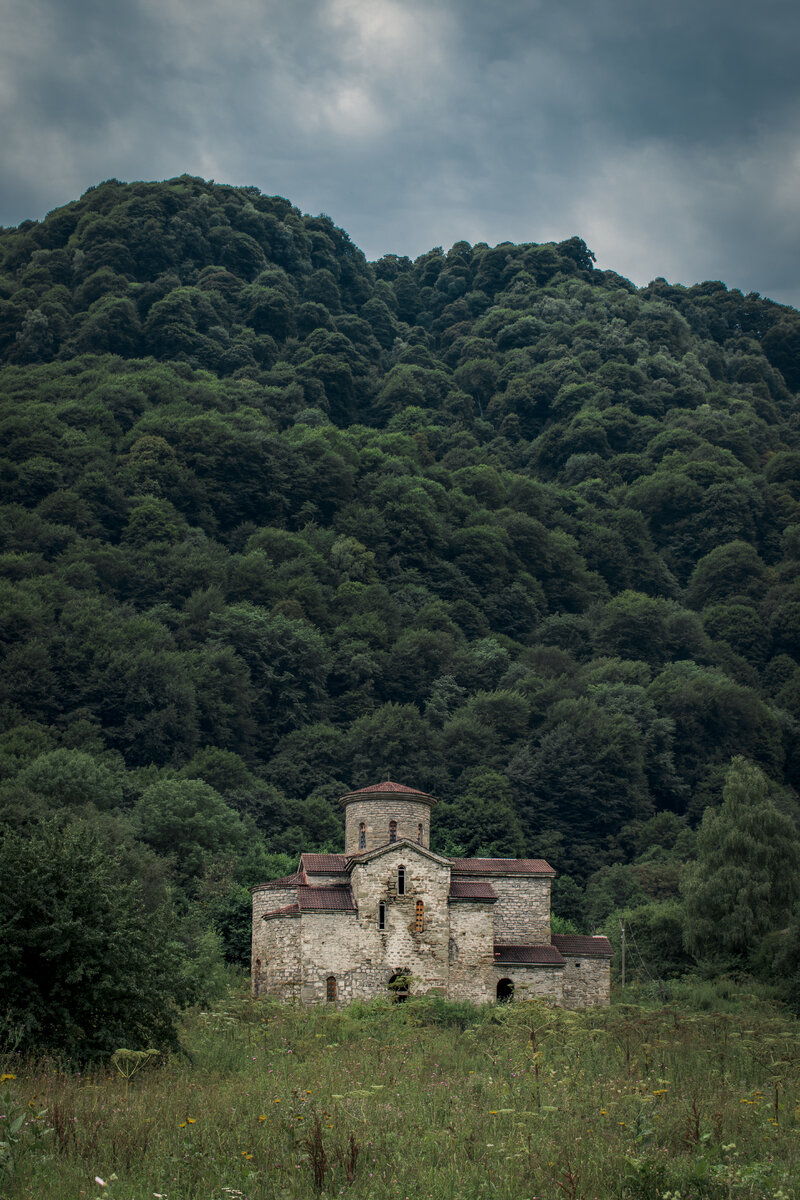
[251,780,611,1007]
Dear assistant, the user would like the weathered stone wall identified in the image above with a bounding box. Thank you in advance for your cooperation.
[253,911,301,1000]
[344,798,432,854]
[298,912,364,1003]
[492,965,564,1004]
[447,902,496,1003]
[458,875,551,943]
[560,955,611,1008]
[251,887,297,995]
[346,846,451,996]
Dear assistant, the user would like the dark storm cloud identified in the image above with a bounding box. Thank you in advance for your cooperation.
[2,0,799,307]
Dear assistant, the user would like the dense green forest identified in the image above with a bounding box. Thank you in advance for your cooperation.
[2,175,800,1051]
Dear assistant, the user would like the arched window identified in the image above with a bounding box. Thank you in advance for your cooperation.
[388,972,409,1003]
[389,820,397,844]
[417,823,423,844]
[378,901,386,930]
[359,822,366,850]
[497,978,514,1003]
[415,900,424,932]
[397,865,406,895]
[326,975,337,1002]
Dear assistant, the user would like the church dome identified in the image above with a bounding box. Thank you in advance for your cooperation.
[339,780,436,854]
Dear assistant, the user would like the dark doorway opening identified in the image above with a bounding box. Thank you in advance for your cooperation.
[496,977,515,1002]
[388,972,410,1003]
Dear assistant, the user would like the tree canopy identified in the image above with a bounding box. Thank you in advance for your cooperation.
[2,176,800,1032]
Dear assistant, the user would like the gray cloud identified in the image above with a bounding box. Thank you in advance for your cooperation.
[2,0,799,307]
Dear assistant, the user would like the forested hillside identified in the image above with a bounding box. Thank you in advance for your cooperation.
[2,176,800,1013]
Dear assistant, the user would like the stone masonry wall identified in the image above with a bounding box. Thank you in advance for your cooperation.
[459,875,551,944]
[253,912,301,1000]
[251,886,297,995]
[447,902,496,1003]
[344,798,432,854]
[560,955,611,1008]
[298,912,363,1003]
[346,846,451,996]
[493,965,564,1004]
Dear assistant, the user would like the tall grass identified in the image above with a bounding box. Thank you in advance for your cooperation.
[2,984,798,1199]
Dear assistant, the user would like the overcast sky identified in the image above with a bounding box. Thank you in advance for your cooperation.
[3,0,800,307]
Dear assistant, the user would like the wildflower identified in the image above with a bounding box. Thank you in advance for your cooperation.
[274,1098,281,1104]
[95,1179,106,1188]
[187,1118,196,1124]
[258,1114,267,1122]
[0,1074,16,1082]
[179,1122,187,1128]
[241,1151,254,1160]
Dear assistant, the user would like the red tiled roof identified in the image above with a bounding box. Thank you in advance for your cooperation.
[262,903,300,920]
[494,944,565,965]
[450,858,555,877]
[339,780,436,804]
[449,880,498,900]
[301,854,349,874]
[552,934,613,957]
[297,885,357,911]
[349,779,432,796]
[251,871,303,893]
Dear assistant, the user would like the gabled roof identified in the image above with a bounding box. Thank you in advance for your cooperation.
[450,857,555,877]
[339,779,437,806]
[301,853,349,874]
[346,839,451,871]
[552,934,613,958]
[494,944,565,965]
[297,885,357,912]
[449,880,497,901]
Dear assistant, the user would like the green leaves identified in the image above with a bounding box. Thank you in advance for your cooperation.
[683,758,800,967]
[0,820,190,1060]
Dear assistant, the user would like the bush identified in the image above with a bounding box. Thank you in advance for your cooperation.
[0,819,191,1061]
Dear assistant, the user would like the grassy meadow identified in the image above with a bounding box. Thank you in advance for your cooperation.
[2,983,799,1200]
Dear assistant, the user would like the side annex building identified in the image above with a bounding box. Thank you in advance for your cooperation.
[251,780,611,1008]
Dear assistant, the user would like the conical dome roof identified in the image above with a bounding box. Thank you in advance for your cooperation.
[338,779,436,805]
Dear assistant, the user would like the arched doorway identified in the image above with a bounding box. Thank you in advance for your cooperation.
[388,972,410,1003]
[496,977,515,1002]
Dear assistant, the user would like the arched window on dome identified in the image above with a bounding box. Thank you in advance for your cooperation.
[417,823,423,844]
[359,822,366,850]
[389,820,397,844]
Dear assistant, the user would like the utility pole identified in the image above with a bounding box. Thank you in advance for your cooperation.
[620,918,626,989]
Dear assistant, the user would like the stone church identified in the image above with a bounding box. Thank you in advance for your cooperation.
[251,780,611,1007]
